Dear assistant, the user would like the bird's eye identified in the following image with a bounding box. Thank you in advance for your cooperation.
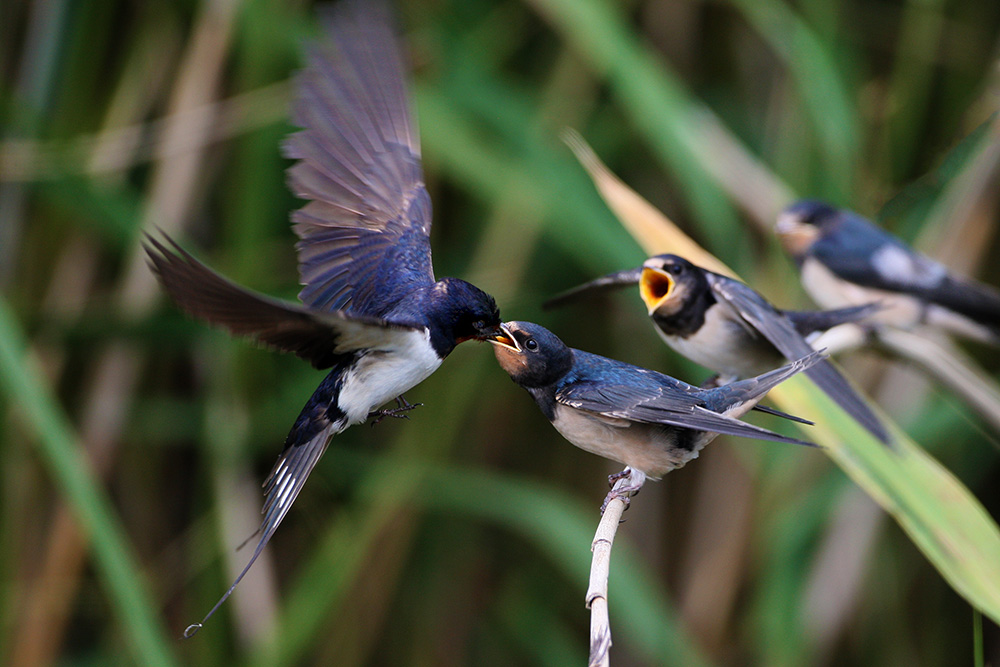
[667,264,683,275]
[525,338,538,351]
[473,319,485,330]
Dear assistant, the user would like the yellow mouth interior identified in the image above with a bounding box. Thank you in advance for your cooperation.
[490,328,519,350]
[639,267,674,312]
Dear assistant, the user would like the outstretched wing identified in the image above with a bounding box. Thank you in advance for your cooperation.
[145,234,422,369]
[706,272,890,443]
[285,0,435,317]
[542,267,642,310]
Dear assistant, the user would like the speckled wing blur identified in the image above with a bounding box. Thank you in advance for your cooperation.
[284,0,435,318]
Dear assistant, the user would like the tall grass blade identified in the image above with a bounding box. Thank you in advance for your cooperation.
[0,297,177,667]
[726,0,859,199]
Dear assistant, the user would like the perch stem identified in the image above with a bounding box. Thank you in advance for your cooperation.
[586,469,642,667]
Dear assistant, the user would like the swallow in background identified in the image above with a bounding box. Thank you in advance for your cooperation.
[490,322,821,504]
[545,254,890,443]
[777,200,1000,344]
[146,0,500,636]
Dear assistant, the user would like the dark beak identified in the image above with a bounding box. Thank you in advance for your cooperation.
[475,322,503,342]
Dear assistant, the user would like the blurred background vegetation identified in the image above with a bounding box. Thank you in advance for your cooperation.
[3,0,1000,665]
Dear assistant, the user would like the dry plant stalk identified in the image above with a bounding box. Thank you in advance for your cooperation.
[586,470,643,667]
[561,128,734,278]
[875,328,1000,432]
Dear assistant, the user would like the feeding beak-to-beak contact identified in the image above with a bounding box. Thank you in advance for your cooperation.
[639,267,675,314]
[489,323,520,351]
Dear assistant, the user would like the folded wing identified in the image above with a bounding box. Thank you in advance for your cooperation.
[707,272,890,443]
[555,377,812,446]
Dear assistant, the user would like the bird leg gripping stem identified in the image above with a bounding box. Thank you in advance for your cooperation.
[600,467,645,514]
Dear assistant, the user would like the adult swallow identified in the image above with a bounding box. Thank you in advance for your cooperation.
[777,199,1000,343]
[490,322,820,502]
[146,0,500,636]
[545,254,890,443]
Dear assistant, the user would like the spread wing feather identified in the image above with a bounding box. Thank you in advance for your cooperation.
[284,0,434,316]
[542,268,643,310]
[145,234,422,369]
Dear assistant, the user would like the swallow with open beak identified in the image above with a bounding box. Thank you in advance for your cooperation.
[490,322,821,503]
[146,0,501,636]
[777,199,1000,343]
[545,254,890,443]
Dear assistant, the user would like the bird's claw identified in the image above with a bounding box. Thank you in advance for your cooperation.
[600,491,630,515]
[600,482,642,516]
[368,396,423,426]
[606,468,632,487]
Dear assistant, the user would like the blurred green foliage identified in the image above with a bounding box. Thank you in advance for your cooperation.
[2,0,999,665]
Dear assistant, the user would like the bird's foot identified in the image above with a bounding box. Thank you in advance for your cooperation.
[368,396,423,426]
[600,468,646,516]
[606,467,633,487]
[600,491,627,515]
[600,485,642,515]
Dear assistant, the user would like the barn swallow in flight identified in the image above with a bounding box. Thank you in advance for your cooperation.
[544,254,890,443]
[777,200,1000,344]
[146,0,500,636]
[490,322,820,504]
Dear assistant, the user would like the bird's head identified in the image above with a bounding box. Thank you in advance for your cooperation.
[433,278,502,347]
[775,200,837,257]
[488,321,573,388]
[638,254,706,317]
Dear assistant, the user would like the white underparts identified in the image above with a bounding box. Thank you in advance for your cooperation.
[337,328,442,423]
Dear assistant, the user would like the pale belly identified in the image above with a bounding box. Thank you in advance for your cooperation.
[551,405,713,479]
[803,257,997,341]
[337,329,443,424]
[656,305,780,379]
